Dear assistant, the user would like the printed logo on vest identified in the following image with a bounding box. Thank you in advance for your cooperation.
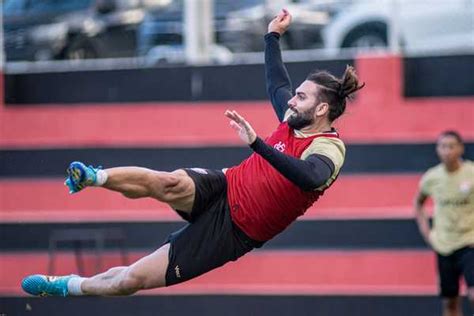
[273,141,286,152]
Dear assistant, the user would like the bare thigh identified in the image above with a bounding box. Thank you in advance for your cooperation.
[103,167,197,215]
[126,243,171,289]
[104,167,197,217]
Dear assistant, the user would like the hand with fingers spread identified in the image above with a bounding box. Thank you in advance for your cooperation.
[225,110,257,145]
[268,8,292,35]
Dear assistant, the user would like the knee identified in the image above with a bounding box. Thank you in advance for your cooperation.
[150,170,190,202]
[122,171,173,199]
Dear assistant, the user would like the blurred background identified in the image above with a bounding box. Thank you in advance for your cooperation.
[2,0,474,63]
[0,0,473,315]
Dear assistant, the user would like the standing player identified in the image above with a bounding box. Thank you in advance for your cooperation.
[414,131,474,316]
[22,9,364,297]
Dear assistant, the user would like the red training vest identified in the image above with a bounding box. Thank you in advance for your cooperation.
[225,122,339,241]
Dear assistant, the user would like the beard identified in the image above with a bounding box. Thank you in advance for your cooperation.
[287,107,316,130]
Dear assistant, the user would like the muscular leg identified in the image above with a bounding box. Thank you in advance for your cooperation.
[103,167,195,213]
[81,243,170,296]
[442,297,462,316]
[22,167,197,297]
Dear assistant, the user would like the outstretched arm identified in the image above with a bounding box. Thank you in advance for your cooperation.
[265,9,293,122]
[225,110,334,191]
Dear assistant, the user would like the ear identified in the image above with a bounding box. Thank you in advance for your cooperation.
[315,102,329,117]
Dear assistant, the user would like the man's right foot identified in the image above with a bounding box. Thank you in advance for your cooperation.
[21,274,76,297]
[65,161,101,194]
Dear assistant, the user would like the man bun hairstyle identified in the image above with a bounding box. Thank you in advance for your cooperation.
[306,65,365,122]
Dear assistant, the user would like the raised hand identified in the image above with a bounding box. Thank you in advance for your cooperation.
[268,8,292,35]
[225,110,257,145]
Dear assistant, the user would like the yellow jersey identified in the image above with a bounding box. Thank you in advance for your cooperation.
[419,160,474,255]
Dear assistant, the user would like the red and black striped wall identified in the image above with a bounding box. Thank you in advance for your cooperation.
[1,54,473,316]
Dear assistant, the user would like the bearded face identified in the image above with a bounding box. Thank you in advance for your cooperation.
[287,105,316,130]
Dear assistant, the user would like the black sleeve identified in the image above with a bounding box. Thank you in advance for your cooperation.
[250,137,335,191]
[264,32,293,122]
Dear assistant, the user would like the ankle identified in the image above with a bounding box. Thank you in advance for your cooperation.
[67,276,86,296]
[94,170,108,186]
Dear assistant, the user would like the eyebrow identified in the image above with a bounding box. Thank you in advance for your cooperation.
[296,91,307,97]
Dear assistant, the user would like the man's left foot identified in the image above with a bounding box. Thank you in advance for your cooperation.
[64,161,101,194]
[21,274,76,297]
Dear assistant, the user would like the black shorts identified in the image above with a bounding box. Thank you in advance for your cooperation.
[163,168,264,286]
[437,246,474,297]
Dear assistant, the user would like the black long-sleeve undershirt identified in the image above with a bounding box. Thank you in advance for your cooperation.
[261,32,336,191]
[250,137,335,192]
[264,32,292,122]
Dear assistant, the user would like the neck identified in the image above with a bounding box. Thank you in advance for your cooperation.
[444,159,462,172]
[300,119,332,134]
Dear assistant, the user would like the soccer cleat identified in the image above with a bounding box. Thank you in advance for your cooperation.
[21,274,76,297]
[64,161,101,194]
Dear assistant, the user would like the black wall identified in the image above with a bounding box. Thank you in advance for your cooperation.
[404,55,474,97]
[0,219,427,251]
[5,55,474,104]
[2,143,473,177]
[4,60,351,104]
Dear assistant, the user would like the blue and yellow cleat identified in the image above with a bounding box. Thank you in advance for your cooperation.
[64,161,101,194]
[21,274,75,297]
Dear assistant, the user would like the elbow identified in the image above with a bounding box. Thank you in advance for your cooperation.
[300,184,315,192]
[297,166,332,192]
[300,177,326,192]
[413,195,425,213]
[414,202,423,215]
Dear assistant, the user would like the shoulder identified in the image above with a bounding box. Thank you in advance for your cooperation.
[419,164,443,192]
[422,164,443,180]
[305,137,346,157]
[464,160,474,170]
[302,136,346,171]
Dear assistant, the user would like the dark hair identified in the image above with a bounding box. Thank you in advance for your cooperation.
[439,130,463,144]
[306,65,365,122]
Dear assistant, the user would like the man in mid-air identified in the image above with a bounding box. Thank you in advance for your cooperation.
[22,9,364,297]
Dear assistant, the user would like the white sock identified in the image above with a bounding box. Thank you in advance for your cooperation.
[94,170,108,186]
[67,277,86,296]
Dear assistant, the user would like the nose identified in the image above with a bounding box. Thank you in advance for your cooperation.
[288,96,296,109]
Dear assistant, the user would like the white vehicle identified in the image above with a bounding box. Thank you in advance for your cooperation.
[322,0,474,54]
